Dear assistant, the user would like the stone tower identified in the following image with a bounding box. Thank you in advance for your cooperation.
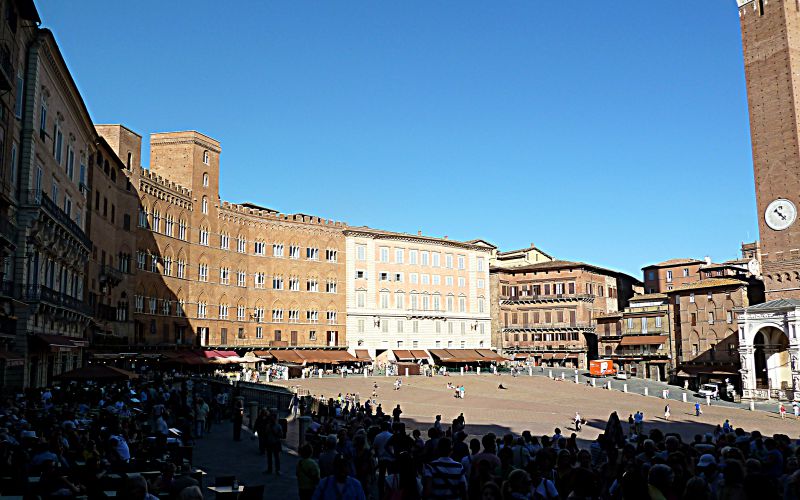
[739,0,800,299]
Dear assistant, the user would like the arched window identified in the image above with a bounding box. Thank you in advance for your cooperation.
[203,151,209,165]
[201,196,208,214]
[203,172,209,187]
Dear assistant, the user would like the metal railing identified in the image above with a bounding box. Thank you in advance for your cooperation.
[500,293,595,302]
[21,284,92,316]
[100,264,124,284]
[35,191,92,249]
[503,323,593,331]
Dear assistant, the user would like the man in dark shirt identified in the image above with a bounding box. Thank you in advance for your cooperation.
[386,422,415,465]
[392,404,402,423]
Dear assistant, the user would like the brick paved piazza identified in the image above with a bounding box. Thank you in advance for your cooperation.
[275,374,800,443]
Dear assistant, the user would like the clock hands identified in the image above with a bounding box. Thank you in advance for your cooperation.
[775,207,787,220]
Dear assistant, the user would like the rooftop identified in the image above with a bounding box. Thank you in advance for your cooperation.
[643,258,705,270]
[746,299,800,311]
[491,259,642,283]
[629,293,668,302]
[344,226,493,250]
[667,278,748,293]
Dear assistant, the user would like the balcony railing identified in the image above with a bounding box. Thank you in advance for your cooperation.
[0,214,16,246]
[100,265,124,285]
[21,284,92,316]
[500,293,595,303]
[28,191,91,249]
[503,323,594,332]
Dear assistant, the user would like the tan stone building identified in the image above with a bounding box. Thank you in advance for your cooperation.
[667,278,751,390]
[344,228,494,362]
[491,255,641,368]
[595,294,673,381]
[85,134,138,347]
[97,127,348,352]
[642,259,705,294]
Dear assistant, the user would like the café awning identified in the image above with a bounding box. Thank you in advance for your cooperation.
[619,335,668,346]
[409,349,429,361]
[355,349,372,361]
[393,349,415,361]
[476,349,506,362]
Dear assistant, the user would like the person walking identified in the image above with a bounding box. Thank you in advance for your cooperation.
[695,402,702,417]
[265,413,284,474]
[780,403,787,419]
[194,398,209,439]
[232,398,244,442]
[664,404,671,421]
[574,412,582,432]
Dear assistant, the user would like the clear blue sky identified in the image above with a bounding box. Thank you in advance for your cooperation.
[41,1,755,278]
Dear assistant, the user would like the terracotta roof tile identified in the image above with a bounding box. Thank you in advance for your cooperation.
[667,278,748,293]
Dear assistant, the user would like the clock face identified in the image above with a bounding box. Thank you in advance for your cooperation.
[765,198,798,231]
[747,258,760,276]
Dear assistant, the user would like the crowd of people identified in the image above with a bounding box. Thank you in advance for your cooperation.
[295,394,800,500]
[0,374,230,499]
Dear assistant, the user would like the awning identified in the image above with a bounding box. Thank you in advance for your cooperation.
[254,350,275,360]
[355,349,372,361]
[476,349,506,362]
[409,349,429,360]
[429,349,486,363]
[0,351,24,367]
[541,353,555,360]
[513,354,529,360]
[56,365,138,381]
[428,349,454,361]
[393,349,415,361]
[619,335,668,346]
[270,350,305,364]
[32,334,81,350]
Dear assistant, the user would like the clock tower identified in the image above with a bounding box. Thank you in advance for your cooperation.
[739,0,800,300]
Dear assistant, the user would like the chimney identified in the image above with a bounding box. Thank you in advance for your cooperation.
[531,242,536,248]
[417,230,422,236]
[704,256,712,265]
[444,235,448,240]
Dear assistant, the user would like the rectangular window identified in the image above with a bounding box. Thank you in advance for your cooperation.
[421,252,429,266]
[394,272,403,282]
[255,272,265,289]
[432,252,440,267]
[410,273,418,284]
[326,249,338,262]
[356,270,366,280]
[477,278,484,289]
[198,264,208,282]
[255,327,263,339]
[177,260,186,278]
[395,248,404,264]
[237,271,246,287]
[666,270,673,282]
[306,247,319,260]
[421,274,430,285]
[727,311,733,324]
[220,233,229,249]
[689,293,695,303]
[356,244,366,261]
[272,243,284,257]
[254,241,266,255]
[641,317,648,334]
[409,250,418,265]
[289,245,300,259]
[289,277,300,291]
[220,267,230,285]
[273,276,284,290]
[457,255,465,270]
[655,316,662,328]
[178,220,186,240]
[477,257,485,272]
[691,313,697,326]
[380,246,389,263]
[10,141,17,186]
[14,74,23,119]
[458,277,465,288]
[445,254,453,269]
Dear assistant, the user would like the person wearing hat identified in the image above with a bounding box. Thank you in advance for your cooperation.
[696,453,723,497]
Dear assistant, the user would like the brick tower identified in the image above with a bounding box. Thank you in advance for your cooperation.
[739,0,800,299]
